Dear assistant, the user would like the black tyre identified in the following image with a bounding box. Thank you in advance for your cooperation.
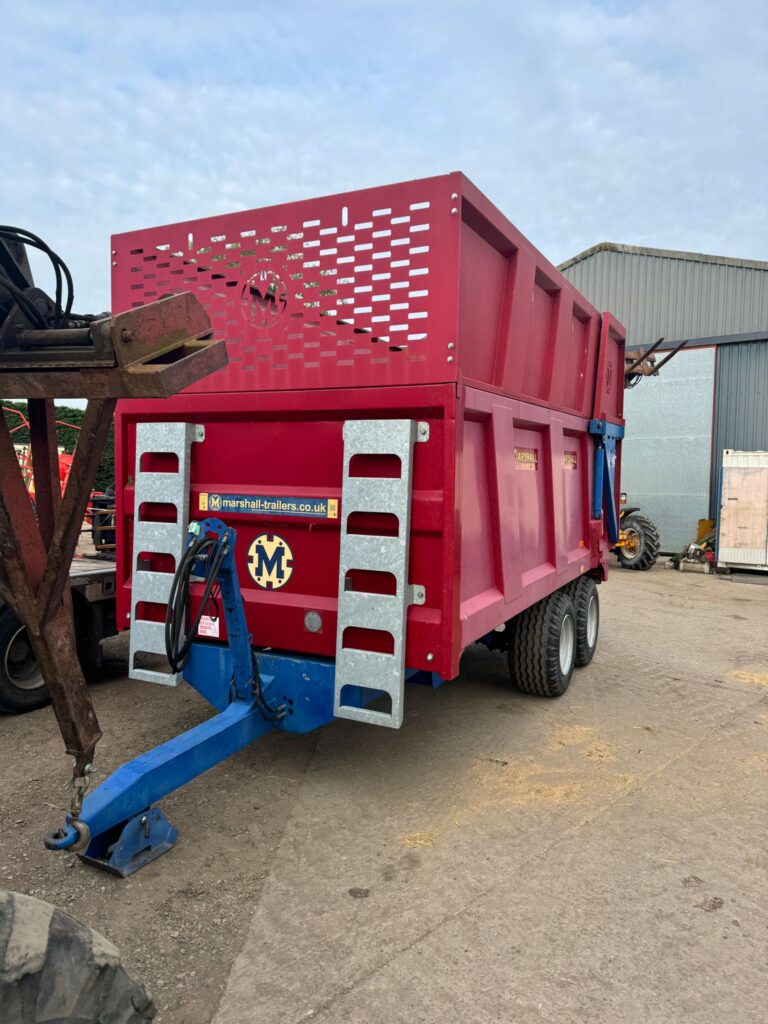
[616,514,661,571]
[570,576,599,667]
[0,890,155,1023]
[0,608,49,715]
[508,589,577,697]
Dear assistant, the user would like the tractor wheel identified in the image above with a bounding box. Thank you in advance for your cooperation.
[616,515,660,571]
[570,576,599,667]
[0,608,49,715]
[508,589,577,698]
[0,890,155,1023]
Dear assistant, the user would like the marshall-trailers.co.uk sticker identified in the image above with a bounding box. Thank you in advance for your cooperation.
[199,493,338,519]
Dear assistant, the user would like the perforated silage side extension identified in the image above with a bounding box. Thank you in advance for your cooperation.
[111,176,461,393]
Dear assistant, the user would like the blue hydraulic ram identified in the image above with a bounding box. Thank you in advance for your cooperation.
[44,519,410,876]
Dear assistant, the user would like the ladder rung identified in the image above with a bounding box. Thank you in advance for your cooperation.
[339,534,405,576]
[338,591,403,637]
[132,570,175,605]
[133,472,182,504]
[133,521,184,554]
[341,477,407,515]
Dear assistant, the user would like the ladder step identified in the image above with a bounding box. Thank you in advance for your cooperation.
[129,422,203,686]
[340,534,405,576]
[343,419,417,456]
[336,647,401,688]
[133,472,180,504]
[341,477,408,516]
[133,522,184,554]
[340,591,403,635]
[132,570,175,605]
[334,418,423,729]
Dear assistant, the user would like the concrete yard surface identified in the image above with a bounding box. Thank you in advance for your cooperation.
[1,565,767,1023]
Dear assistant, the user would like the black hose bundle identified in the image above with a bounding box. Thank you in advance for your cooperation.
[0,225,107,329]
[165,533,227,673]
[164,529,285,720]
[0,225,74,328]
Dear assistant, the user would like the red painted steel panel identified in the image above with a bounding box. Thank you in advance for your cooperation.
[117,386,460,677]
[112,175,462,395]
[456,387,608,653]
[112,172,614,411]
[113,174,624,681]
[592,312,626,424]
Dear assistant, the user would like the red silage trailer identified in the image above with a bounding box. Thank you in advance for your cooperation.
[114,172,625,728]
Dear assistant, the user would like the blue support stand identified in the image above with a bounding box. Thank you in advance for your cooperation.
[80,808,177,877]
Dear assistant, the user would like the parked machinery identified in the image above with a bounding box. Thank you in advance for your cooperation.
[614,495,662,571]
[38,174,626,875]
[0,222,226,844]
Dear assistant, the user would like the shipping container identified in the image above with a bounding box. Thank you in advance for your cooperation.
[717,449,768,571]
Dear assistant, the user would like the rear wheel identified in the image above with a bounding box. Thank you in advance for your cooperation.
[0,890,155,1022]
[508,589,577,698]
[571,576,599,667]
[616,514,660,571]
[0,608,48,715]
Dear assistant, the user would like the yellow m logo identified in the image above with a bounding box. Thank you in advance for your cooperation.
[247,533,294,590]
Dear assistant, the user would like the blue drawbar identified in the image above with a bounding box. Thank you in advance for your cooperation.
[43,518,430,875]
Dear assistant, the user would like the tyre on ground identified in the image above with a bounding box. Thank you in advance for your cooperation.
[616,514,661,571]
[569,575,600,667]
[0,890,155,1023]
[507,588,577,697]
[0,607,48,715]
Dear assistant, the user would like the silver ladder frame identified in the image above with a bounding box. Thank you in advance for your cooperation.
[129,421,204,685]
[334,419,427,728]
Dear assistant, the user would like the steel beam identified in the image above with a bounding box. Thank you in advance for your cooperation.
[38,399,116,621]
[28,398,61,550]
[0,404,103,771]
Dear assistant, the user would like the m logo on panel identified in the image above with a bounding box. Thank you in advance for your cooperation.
[247,533,294,590]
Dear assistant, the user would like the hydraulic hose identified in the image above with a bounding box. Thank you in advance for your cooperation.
[165,533,227,673]
[164,528,285,721]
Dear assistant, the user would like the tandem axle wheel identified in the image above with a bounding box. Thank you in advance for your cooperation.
[506,579,601,697]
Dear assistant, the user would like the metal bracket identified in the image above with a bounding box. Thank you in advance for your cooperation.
[78,808,178,878]
[589,419,625,545]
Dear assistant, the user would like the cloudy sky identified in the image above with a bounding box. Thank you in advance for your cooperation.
[2,0,766,314]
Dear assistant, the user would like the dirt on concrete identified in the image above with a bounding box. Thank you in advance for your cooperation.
[1,564,767,1024]
[0,631,318,1023]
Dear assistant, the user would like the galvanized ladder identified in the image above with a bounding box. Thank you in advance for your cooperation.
[333,419,427,728]
[129,421,204,685]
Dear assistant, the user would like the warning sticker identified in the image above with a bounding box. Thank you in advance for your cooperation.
[564,451,578,470]
[199,493,338,519]
[198,615,220,639]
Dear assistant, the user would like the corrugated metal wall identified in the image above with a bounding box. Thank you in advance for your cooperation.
[560,247,768,345]
[711,340,768,517]
[622,347,715,552]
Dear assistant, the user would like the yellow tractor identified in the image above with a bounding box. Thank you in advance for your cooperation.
[614,493,661,570]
